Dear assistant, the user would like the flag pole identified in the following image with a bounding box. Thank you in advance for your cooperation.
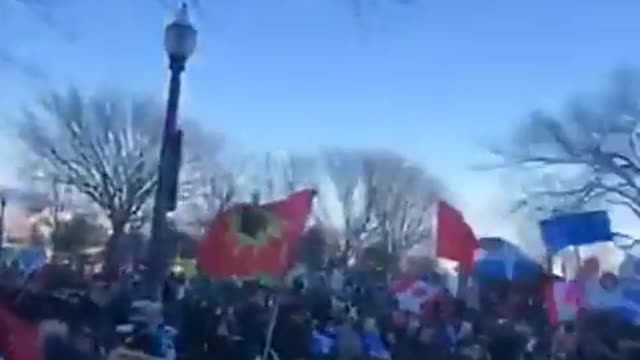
[259,189,316,360]
[262,293,281,360]
[573,246,582,270]
[546,251,554,277]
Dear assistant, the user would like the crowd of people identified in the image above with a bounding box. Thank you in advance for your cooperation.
[2,262,640,360]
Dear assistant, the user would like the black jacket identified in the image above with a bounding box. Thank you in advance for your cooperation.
[272,305,311,360]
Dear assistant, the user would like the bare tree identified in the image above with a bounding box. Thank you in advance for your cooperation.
[19,88,162,270]
[324,149,441,261]
[243,151,317,204]
[175,124,235,234]
[282,153,317,193]
[263,152,278,201]
[323,149,374,260]
[199,172,236,217]
[361,151,441,254]
[509,173,604,218]
[492,68,640,220]
[180,168,236,233]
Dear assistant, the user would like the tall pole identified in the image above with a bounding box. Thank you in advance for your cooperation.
[143,3,196,299]
[144,57,185,299]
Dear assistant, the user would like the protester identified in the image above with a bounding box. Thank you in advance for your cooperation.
[236,283,269,360]
[3,250,640,360]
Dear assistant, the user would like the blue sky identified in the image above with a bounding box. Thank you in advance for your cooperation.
[3,0,640,242]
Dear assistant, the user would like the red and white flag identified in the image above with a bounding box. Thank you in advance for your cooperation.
[391,277,443,313]
[435,201,479,273]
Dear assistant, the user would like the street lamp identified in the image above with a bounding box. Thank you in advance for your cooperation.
[145,2,197,299]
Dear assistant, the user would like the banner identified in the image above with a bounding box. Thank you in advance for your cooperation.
[540,211,612,253]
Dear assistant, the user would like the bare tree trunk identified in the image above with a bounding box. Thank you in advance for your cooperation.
[104,220,126,276]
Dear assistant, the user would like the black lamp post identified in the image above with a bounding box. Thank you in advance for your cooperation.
[144,3,197,299]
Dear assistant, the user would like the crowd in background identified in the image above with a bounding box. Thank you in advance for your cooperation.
[2,261,640,360]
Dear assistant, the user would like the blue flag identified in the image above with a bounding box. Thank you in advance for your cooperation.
[539,211,612,253]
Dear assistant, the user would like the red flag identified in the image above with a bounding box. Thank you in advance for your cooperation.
[436,201,478,272]
[0,306,41,360]
[197,189,316,279]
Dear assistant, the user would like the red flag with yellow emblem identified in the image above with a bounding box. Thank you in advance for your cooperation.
[197,189,316,279]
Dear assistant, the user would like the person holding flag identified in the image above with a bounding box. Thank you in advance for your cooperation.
[196,189,317,360]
